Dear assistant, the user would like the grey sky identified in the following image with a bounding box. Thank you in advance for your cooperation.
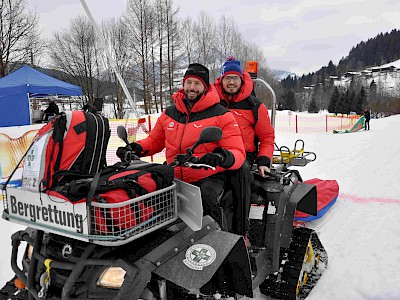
[28,0,400,75]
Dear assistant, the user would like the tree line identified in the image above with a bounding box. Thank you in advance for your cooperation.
[279,29,400,115]
[0,0,273,118]
[2,0,399,117]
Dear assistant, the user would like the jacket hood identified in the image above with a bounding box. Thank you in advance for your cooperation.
[214,70,254,103]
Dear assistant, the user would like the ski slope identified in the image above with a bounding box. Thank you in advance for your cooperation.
[1,114,400,299]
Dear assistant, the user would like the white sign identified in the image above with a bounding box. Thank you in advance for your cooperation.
[22,132,50,191]
[183,244,216,271]
[6,187,88,238]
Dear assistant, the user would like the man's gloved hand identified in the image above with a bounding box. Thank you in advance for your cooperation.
[116,142,143,161]
[256,156,271,178]
[199,147,235,169]
[258,165,270,178]
[199,153,224,167]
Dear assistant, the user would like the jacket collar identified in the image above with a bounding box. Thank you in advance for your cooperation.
[172,84,220,114]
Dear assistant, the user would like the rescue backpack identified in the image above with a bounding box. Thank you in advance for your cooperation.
[21,111,110,192]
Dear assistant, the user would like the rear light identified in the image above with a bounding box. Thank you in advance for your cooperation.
[246,61,258,79]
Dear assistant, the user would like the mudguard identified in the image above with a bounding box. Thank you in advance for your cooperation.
[151,216,253,297]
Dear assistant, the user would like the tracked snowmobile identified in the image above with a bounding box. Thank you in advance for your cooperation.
[1,123,327,300]
[0,64,327,299]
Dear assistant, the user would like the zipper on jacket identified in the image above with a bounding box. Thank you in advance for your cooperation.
[178,113,191,181]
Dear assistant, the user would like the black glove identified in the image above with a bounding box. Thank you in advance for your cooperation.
[116,142,143,161]
[255,156,271,167]
[213,147,235,168]
[199,153,224,167]
[199,147,235,168]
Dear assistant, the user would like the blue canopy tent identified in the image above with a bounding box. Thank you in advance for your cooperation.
[0,65,82,127]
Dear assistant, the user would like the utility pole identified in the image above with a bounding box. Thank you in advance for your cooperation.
[80,0,140,118]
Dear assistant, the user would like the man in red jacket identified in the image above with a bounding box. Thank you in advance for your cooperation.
[215,57,275,171]
[214,57,275,237]
[117,63,246,229]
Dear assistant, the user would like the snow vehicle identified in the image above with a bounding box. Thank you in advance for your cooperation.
[1,121,327,300]
[0,61,327,299]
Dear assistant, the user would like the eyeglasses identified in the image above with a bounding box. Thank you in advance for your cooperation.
[222,76,241,83]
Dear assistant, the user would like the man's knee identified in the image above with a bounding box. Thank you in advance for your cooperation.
[201,188,220,204]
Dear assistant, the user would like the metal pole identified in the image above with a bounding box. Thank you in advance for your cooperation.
[80,0,140,118]
[253,78,277,170]
[253,78,277,129]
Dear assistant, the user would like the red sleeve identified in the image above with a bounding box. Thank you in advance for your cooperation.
[218,111,246,170]
[255,103,275,160]
[136,113,166,156]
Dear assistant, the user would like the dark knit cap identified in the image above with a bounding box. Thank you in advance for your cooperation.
[221,56,243,79]
[183,63,210,90]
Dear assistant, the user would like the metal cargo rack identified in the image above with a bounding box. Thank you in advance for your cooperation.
[2,182,177,246]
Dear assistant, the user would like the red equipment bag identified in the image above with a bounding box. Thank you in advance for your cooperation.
[92,164,175,234]
[48,163,175,234]
[22,111,110,192]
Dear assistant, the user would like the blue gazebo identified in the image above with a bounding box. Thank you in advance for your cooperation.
[0,65,82,127]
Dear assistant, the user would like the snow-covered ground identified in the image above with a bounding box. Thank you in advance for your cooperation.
[1,114,400,299]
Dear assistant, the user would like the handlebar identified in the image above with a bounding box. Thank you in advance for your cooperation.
[169,154,216,170]
[121,151,140,163]
[119,150,216,170]
[180,162,216,171]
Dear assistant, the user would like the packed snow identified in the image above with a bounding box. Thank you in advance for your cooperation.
[1,114,400,300]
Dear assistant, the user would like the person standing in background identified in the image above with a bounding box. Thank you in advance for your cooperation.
[364,108,371,130]
[43,100,60,121]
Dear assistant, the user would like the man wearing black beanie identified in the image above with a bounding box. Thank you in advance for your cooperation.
[117,63,246,229]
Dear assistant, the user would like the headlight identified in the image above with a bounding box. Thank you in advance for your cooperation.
[97,267,126,289]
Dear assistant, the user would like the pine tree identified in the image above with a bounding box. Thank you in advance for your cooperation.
[336,92,345,114]
[308,97,317,113]
[342,90,350,114]
[354,87,367,114]
[328,86,340,113]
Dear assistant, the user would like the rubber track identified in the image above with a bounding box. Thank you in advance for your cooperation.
[259,227,328,300]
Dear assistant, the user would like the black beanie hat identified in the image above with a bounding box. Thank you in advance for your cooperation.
[183,63,210,90]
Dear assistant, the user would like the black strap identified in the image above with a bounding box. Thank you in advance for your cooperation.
[44,114,67,189]
[52,114,67,175]
[248,95,260,124]
[86,172,101,207]
[248,96,261,158]
[97,169,151,197]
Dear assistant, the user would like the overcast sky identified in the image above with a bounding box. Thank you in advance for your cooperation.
[27,0,400,76]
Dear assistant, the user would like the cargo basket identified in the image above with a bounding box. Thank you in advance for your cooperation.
[2,182,177,246]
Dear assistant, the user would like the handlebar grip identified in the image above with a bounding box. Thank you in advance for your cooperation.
[213,153,225,161]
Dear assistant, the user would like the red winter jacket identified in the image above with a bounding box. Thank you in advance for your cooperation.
[214,71,275,167]
[136,85,246,183]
